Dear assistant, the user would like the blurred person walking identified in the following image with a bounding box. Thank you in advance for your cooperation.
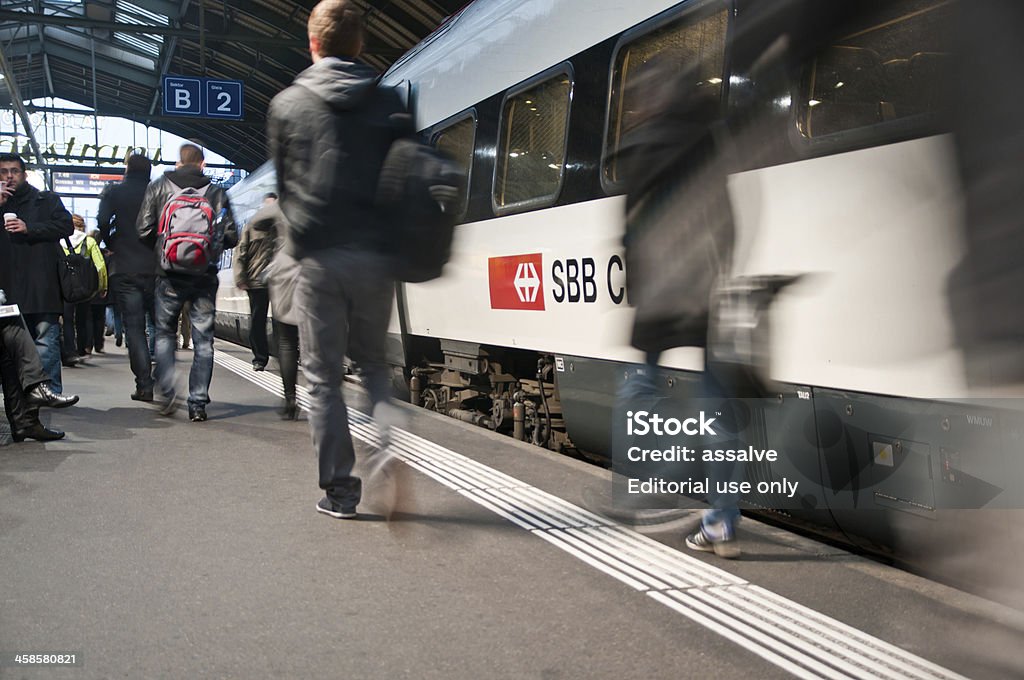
[268,0,412,519]
[0,153,74,394]
[949,0,1024,391]
[616,64,745,557]
[266,218,301,420]
[98,153,157,401]
[233,192,281,371]
[137,143,238,422]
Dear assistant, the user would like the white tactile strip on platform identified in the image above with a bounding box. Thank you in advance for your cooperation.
[215,350,970,680]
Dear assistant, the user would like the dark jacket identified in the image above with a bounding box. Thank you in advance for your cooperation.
[232,202,282,290]
[267,57,412,259]
[136,165,238,280]
[620,69,733,353]
[0,221,11,298]
[1,183,74,313]
[97,171,156,276]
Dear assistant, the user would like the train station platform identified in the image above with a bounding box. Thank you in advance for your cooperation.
[2,340,1023,679]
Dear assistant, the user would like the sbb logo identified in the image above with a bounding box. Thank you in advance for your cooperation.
[489,254,545,310]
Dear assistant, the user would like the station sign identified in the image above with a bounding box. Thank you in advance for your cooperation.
[162,75,244,120]
[205,80,244,119]
[53,171,123,195]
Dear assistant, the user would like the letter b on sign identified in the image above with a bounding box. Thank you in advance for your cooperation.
[162,76,202,116]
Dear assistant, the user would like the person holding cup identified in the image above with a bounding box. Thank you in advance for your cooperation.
[0,153,74,394]
[0,167,80,441]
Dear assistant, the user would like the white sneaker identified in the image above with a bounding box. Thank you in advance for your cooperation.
[364,449,412,521]
[372,400,408,450]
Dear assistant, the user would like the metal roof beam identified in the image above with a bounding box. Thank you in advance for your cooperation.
[4,40,159,88]
[34,0,54,96]
[23,104,262,128]
[148,0,192,115]
[0,46,48,184]
[37,25,163,67]
[123,0,187,18]
[0,9,307,47]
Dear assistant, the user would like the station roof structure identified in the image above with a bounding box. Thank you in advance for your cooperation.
[0,0,468,170]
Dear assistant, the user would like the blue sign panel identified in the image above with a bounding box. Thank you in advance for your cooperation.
[205,79,244,119]
[162,76,244,120]
[162,76,203,117]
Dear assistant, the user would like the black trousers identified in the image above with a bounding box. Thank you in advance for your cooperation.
[61,302,78,361]
[273,320,299,400]
[248,288,270,366]
[64,300,105,355]
[88,304,106,351]
[111,273,156,391]
[1,315,48,431]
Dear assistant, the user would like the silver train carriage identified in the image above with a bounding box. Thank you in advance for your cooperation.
[217,0,1024,591]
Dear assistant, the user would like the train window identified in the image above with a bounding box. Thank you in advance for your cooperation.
[604,6,728,186]
[798,0,952,139]
[432,113,475,216]
[494,69,572,212]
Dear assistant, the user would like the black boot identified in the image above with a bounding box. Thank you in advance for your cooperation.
[13,422,66,442]
[279,397,298,420]
[24,383,80,409]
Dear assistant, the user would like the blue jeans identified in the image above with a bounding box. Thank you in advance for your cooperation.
[154,275,217,408]
[146,311,156,356]
[106,304,123,340]
[23,313,62,394]
[700,368,742,538]
[617,354,742,537]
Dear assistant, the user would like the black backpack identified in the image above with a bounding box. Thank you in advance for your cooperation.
[58,236,100,304]
[376,136,464,283]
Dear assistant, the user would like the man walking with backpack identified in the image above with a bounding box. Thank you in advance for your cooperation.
[137,143,237,422]
[268,0,413,519]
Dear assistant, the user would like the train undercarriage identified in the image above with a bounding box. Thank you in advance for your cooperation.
[402,338,576,456]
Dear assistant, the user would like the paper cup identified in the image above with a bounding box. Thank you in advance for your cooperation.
[3,213,16,222]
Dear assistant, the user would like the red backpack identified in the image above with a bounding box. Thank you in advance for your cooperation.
[157,182,215,274]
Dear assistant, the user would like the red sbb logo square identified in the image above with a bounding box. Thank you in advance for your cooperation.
[488,253,545,310]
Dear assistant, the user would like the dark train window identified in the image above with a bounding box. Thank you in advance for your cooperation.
[432,113,475,216]
[494,69,573,212]
[604,6,729,186]
[798,0,953,139]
